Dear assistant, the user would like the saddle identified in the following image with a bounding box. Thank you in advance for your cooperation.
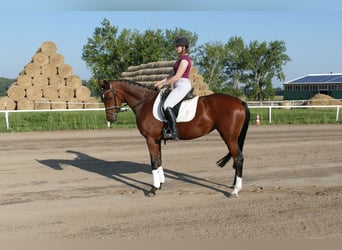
[159,87,196,118]
[159,88,197,141]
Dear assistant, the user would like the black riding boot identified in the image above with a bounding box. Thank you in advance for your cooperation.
[164,107,179,140]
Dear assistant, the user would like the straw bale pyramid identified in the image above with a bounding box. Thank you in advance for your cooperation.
[2,41,100,110]
[121,60,213,96]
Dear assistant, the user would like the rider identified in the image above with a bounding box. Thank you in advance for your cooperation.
[154,36,192,140]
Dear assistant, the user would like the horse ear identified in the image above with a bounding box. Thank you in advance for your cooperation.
[98,79,109,89]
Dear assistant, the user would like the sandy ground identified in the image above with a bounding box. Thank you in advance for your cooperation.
[0,124,342,239]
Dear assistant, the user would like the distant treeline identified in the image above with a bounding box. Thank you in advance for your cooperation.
[0,77,15,96]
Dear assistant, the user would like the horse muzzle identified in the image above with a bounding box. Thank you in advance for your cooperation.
[106,112,118,123]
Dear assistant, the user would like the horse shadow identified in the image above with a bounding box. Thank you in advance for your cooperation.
[37,150,230,196]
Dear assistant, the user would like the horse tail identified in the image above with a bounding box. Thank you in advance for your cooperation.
[238,101,250,152]
[216,100,250,168]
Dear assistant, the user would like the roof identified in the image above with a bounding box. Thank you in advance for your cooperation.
[284,73,342,85]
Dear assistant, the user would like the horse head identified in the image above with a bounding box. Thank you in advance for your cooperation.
[98,80,125,123]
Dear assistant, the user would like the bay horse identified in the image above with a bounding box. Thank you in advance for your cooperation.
[98,79,250,197]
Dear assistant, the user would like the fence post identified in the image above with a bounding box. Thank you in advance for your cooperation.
[268,106,272,124]
[5,110,9,129]
[337,106,340,122]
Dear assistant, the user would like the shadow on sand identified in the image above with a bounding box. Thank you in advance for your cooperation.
[37,150,230,196]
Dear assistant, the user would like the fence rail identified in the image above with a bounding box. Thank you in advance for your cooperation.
[1,105,341,130]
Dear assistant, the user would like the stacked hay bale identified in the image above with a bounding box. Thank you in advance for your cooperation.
[3,41,100,110]
[121,60,213,96]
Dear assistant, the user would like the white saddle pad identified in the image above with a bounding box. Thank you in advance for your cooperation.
[153,92,199,122]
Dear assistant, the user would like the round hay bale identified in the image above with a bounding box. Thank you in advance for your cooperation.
[43,85,59,101]
[38,41,57,55]
[84,97,101,109]
[68,100,84,109]
[49,75,65,88]
[32,52,49,66]
[51,101,67,110]
[49,53,64,65]
[24,63,41,78]
[17,74,33,89]
[7,85,26,101]
[279,101,292,109]
[0,97,16,110]
[75,86,91,101]
[58,64,73,78]
[17,99,34,110]
[26,86,43,101]
[66,75,82,89]
[59,86,75,101]
[42,64,57,77]
[34,98,51,110]
[32,75,48,87]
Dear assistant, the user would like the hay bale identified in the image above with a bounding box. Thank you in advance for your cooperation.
[43,85,59,101]
[17,99,34,110]
[49,53,64,65]
[0,97,16,110]
[32,52,49,66]
[49,75,65,88]
[59,86,75,101]
[306,93,342,106]
[34,98,51,110]
[17,75,33,89]
[66,75,82,89]
[42,64,57,77]
[38,41,57,55]
[84,97,101,109]
[58,64,73,78]
[68,100,84,109]
[7,85,26,101]
[26,86,43,101]
[24,63,41,77]
[75,86,91,101]
[33,75,49,87]
[51,101,67,110]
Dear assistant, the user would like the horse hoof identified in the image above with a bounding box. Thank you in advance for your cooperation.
[146,187,157,197]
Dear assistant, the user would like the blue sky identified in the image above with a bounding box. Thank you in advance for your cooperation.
[1,0,342,88]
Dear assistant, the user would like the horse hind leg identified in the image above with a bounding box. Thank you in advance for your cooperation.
[230,152,244,197]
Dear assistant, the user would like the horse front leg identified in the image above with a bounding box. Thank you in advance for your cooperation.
[145,137,165,197]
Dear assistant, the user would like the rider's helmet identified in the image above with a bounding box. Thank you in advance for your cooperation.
[173,36,189,48]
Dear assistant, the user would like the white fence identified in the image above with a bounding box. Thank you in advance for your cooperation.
[1,104,341,130]
[248,105,341,124]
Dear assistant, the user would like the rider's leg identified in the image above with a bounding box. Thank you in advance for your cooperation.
[164,107,179,140]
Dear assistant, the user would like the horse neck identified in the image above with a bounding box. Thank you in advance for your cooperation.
[117,81,156,109]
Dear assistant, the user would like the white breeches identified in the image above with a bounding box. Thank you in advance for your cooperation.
[163,78,192,109]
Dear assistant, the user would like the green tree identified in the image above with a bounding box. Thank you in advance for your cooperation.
[244,40,290,100]
[194,41,226,92]
[222,36,247,97]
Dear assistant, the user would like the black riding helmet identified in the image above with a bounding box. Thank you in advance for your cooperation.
[173,36,189,48]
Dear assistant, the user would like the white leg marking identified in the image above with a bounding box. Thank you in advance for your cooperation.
[231,177,242,196]
[158,166,165,184]
[152,169,160,189]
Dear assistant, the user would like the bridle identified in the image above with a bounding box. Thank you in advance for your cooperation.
[101,85,127,114]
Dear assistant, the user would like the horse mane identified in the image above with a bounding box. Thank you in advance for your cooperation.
[115,79,158,92]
